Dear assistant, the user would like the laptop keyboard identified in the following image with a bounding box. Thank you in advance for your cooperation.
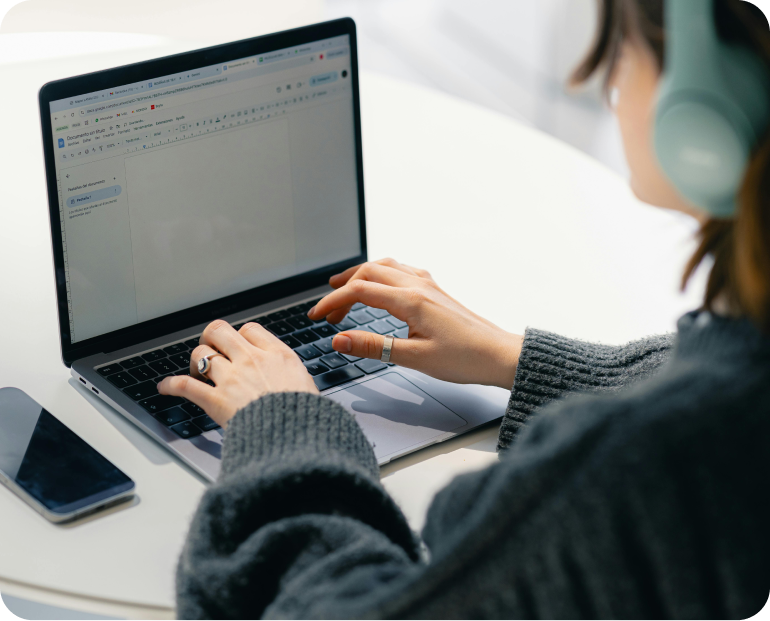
[95,298,409,441]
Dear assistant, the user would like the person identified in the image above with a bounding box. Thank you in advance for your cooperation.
[160,0,770,617]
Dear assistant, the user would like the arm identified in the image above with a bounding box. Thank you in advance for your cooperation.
[176,393,422,619]
[498,328,675,449]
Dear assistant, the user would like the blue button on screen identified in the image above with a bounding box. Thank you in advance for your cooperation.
[58,138,64,148]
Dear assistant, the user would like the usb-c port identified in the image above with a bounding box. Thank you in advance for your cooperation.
[79,377,87,385]
[91,387,99,395]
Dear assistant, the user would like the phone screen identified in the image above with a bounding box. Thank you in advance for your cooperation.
[0,387,133,515]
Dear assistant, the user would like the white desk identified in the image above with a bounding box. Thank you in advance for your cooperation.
[0,35,703,618]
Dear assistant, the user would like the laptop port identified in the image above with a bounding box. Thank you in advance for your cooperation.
[91,387,100,395]
[79,377,87,385]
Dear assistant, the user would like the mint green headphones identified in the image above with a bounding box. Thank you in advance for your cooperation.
[654,0,770,217]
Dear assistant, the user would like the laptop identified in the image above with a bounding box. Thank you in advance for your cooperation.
[38,19,509,482]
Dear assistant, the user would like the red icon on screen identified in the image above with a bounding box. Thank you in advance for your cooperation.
[319,54,324,59]
[151,105,155,110]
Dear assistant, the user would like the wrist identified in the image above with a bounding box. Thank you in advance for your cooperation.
[489,331,523,390]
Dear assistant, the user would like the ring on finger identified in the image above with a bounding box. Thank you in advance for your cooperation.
[381,334,395,363]
[197,352,228,376]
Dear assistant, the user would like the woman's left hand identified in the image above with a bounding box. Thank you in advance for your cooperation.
[158,319,319,429]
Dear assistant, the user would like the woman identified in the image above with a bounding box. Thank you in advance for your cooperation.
[161,0,770,617]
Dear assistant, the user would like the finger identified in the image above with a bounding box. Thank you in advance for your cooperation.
[238,322,287,352]
[321,263,416,322]
[328,258,418,289]
[323,261,420,323]
[309,280,414,322]
[190,344,232,383]
[200,320,250,362]
[402,264,433,281]
[158,374,219,412]
[332,330,418,365]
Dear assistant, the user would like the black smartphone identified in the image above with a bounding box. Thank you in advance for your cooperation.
[0,387,135,522]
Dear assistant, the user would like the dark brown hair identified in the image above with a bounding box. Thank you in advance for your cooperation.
[572,0,770,331]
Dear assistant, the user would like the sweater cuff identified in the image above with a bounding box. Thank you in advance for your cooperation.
[497,328,674,451]
[220,392,379,482]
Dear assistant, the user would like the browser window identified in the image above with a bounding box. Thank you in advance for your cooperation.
[49,35,361,344]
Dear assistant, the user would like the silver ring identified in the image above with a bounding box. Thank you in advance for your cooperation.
[381,334,395,363]
[197,353,227,376]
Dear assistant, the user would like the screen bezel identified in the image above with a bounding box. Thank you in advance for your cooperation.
[39,18,367,367]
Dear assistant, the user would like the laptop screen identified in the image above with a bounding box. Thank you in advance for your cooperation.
[47,34,361,344]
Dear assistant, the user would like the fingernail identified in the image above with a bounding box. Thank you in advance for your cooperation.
[307,305,316,317]
[334,334,352,353]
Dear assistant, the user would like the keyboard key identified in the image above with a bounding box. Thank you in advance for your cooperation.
[231,323,244,331]
[371,320,396,335]
[121,356,145,369]
[182,402,206,417]
[314,365,365,391]
[169,352,191,368]
[368,308,390,319]
[266,321,293,336]
[295,344,322,360]
[387,317,408,329]
[149,359,178,375]
[312,323,338,339]
[123,380,158,401]
[356,359,387,374]
[153,374,173,384]
[395,327,409,339]
[107,371,137,389]
[139,394,184,414]
[335,319,357,332]
[295,329,320,344]
[287,303,307,316]
[169,420,202,439]
[287,316,314,330]
[314,337,335,354]
[184,338,200,349]
[351,302,366,311]
[349,310,374,325]
[128,365,158,382]
[280,335,302,349]
[357,324,379,334]
[142,349,166,362]
[255,317,271,325]
[154,406,190,426]
[163,343,187,355]
[320,353,348,369]
[267,310,291,322]
[96,363,123,376]
[304,361,329,376]
[192,414,220,431]
[342,353,362,362]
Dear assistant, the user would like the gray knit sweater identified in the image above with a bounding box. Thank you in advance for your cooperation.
[176,311,770,618]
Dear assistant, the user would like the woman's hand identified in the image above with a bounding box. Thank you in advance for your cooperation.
[158,319,318,428]
[308,258,523,389]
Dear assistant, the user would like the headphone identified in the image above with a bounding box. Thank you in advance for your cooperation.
[654,0,770,217]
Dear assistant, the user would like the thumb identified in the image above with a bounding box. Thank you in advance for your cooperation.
[332,330,407,364]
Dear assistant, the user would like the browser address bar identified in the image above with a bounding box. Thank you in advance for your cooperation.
[83,54,318,116]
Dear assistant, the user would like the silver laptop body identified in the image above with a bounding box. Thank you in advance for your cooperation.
[39,20,509,483]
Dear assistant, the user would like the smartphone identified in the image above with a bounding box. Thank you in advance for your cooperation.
[0,387,135,523]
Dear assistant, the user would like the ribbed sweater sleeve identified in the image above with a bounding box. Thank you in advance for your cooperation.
[176,392,421,619]
[498,328,675,450]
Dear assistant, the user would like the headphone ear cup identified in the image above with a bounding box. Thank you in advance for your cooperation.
[654,96,752,217]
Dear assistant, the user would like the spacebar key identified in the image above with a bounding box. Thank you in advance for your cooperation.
[314,366,365,391]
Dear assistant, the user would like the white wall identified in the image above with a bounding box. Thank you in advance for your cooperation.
[325,0,630,176]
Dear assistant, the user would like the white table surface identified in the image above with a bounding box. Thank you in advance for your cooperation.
[0,34,704,618]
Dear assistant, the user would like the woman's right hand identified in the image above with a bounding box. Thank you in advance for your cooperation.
[308,258,523,389]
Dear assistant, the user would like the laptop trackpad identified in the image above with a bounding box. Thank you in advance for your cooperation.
[326,372,467,461]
